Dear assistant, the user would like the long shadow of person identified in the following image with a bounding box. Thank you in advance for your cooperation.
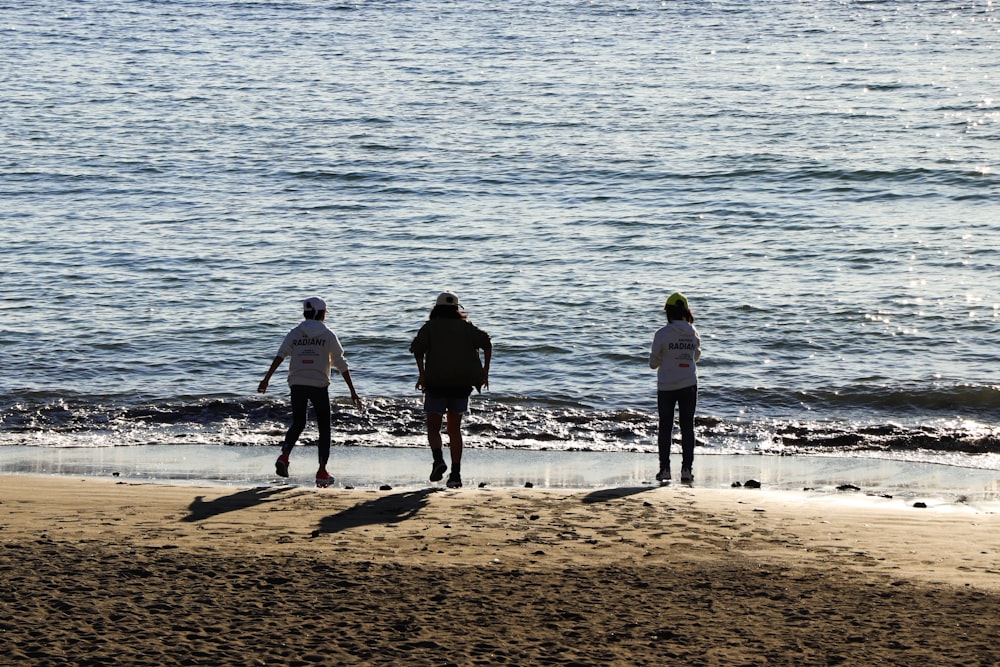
[181,486,293,523]
[581,486,656,504]
[318,488,437,534]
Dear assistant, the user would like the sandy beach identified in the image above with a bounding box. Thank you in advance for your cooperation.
[2,475,999,666]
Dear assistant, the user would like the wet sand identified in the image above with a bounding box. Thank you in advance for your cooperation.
[3,444,1000,508]
[2,475,999,666]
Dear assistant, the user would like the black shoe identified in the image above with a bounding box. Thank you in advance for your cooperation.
[655,467,671,482]
[430,461,447,483]
[680,466,694,483]
[446,473,462,489]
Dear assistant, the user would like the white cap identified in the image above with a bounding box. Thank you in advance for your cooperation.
[435,291,462,308]
[303,296,327,312]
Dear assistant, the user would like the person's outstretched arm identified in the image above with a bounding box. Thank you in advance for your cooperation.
[341,370,363,411]
[258,356,284,394]
[481,348,492,390]
[413,353,426,391]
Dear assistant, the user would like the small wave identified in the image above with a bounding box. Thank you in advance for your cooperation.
[716,383,1000,417]
[2,393,997,459]
[804,383,1000,413]
[770,421,1000,456]
[282,170,391,182]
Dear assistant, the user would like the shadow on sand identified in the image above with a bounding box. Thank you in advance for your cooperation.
[318,488,438,534]
[581,486,656,504]
[181,486,294,522]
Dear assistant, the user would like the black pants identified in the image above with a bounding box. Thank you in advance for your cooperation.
[283,384,331,466]
[657,384,698,469]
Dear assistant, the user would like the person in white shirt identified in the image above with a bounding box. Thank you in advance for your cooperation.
[649,292,702,484]
[258,297,363,487]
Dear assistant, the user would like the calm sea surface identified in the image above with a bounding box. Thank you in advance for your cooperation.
[1,1,998,469]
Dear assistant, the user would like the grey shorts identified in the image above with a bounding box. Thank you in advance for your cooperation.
[423,393,469,415]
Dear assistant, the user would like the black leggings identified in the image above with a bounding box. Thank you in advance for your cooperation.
[284,384,331,466]
[657,384,698,469]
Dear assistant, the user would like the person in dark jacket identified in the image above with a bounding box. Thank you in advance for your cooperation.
[410,291,492,488]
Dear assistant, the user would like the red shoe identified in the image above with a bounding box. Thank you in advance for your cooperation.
[275,454,290,478]
[315,468,333,488]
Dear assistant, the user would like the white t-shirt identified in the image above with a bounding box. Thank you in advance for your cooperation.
[649,320,701,391]
[277,320,349,387]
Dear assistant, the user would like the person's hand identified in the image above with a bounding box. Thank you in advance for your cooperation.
[415,372,425,391]
[481,371,489,391]
[257,379,269,394]
[351,394,364,413]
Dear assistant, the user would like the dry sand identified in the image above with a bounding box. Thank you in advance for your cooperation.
[2,475,999,666]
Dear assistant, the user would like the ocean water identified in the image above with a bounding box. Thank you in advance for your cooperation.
[1,0,998,471]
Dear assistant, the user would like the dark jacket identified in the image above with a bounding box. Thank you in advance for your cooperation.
[410,318,492,391]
